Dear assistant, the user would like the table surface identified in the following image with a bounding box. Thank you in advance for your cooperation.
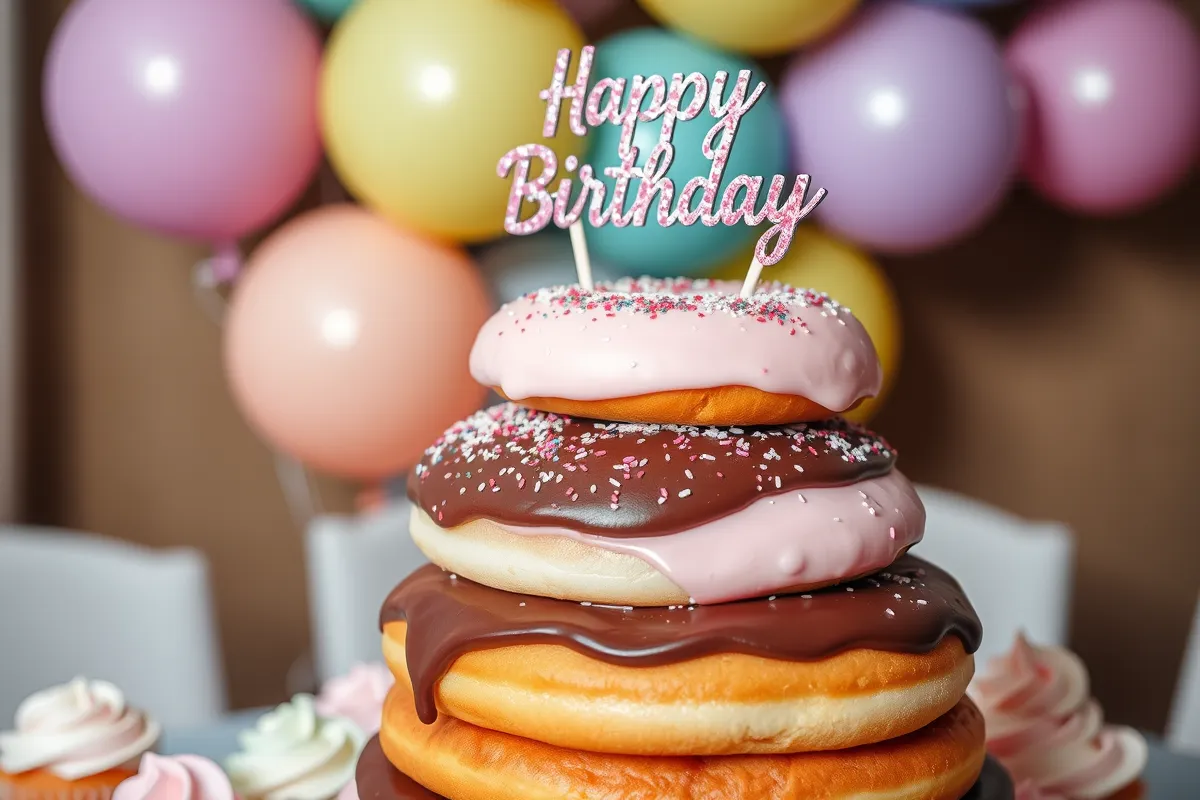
[164,711,1200,799]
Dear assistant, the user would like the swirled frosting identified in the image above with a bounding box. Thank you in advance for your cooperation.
[970,634,1146,800]
[113,754,234,800]
[0,678,161,779]
[226,694,365,800]
[314,664,392,736]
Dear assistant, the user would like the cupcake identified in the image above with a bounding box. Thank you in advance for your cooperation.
[313,665,392,737]
[112,754,233,800]
[971,633,1147,800]
[225,695,364,800]
[0,679,161,800]
[314,665,392,800]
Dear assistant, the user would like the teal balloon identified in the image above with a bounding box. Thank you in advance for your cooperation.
[294,0,357,23]
[584,29,787,277]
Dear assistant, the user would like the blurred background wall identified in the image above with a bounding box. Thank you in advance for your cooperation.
[15,0,1200,733]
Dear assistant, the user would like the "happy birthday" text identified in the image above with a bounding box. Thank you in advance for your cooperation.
[497,47,826,266]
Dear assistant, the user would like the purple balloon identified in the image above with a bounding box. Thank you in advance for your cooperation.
[1008,0,1200,215]
[781,2,1020,253]
[44,0,322,246]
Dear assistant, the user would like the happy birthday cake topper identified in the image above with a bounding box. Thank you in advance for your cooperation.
[496,46,827,295]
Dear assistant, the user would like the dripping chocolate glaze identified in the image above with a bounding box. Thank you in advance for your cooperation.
[354,735,1014,800]
[407,403,895,537]
[356,736,441,800]
[381,556,981,725]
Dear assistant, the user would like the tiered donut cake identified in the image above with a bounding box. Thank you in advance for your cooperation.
[359,278,1012,800]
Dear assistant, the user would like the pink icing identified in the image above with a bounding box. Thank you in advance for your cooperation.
[334,780,357,800]
[313,664,392,736]
[971,635,1147,800]
[469,278,882,414]
[114,754,234,800]
[504,470,924,603]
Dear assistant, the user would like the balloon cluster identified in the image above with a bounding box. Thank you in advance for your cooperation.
[42,0,1200,483]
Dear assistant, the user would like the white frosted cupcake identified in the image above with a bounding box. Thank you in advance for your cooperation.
[226,695,364,800]
[0,679,161,800]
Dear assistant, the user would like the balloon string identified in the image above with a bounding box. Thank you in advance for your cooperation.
[189,254,324,531]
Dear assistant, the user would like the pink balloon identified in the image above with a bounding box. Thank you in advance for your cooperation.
[44,0,322,247]
[1007,0,1200,214]
[224,206,492,480]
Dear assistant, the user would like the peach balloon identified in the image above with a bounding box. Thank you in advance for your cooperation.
[224,205,491,480]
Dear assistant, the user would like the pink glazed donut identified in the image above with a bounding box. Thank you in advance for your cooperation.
[469,277,882,426]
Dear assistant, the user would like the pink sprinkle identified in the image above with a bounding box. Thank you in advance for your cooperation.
[659,488,668,498]
[623,456,636,464]
[517,478,526,489]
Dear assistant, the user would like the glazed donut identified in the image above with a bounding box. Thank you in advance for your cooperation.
[377,557,981,755]
[407,403,924,604]
[355,736,1017,800]
[469,278,882,426]
[377,683,987,800]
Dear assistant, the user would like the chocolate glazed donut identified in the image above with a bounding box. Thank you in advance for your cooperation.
[408,403,895,536]
[381,555,981,726]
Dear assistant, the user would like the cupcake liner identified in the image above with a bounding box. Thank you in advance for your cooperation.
[0,782,115,800]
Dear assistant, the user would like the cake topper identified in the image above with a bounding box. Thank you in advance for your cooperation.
[497,46,826,296]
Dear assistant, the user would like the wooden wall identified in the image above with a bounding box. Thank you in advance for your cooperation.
[18,0,1200,731]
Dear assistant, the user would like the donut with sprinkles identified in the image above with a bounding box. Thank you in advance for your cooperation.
[469,277,883,426]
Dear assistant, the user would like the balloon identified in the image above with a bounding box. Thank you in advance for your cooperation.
[780,3,1020,253]
[638,0,859,55]
[557,0,625,27]
[712,227,899,424]
[585,29,788,277]
[224,206,491,480]
[476,232,628,305]
[294,0,357,22]
[910,0,1016,6]
[44,0,322,251]
[1007,0,1200,214]
[321,0,585,243]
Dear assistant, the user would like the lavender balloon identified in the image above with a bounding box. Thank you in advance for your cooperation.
[44,0,322,254]
[781,2,1020,253]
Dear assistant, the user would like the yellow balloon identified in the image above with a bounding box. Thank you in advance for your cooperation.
[713,227,900,424]
[320,0,585,243]
[638,0,860,55]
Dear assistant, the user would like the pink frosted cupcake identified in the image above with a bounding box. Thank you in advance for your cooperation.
[113,754,233,800]
[0,679,161,800]
[313,665,392,737]
[971,634,1147,800]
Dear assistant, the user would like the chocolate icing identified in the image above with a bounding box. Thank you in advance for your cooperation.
[355,735,441,800]
[408,403,895,537]
[354,735,1014,800]
[381,555,981,725]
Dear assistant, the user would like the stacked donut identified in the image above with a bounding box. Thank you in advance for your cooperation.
[360,278,1009,800]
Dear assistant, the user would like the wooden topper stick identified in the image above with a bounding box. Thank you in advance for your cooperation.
[740,255,764,299]
[569,221,594,291]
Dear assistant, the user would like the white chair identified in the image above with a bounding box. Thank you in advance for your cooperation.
[1167,594,1200,755]
[0,526,227,728]
[305,499,427,682]
[914,484,1075,667]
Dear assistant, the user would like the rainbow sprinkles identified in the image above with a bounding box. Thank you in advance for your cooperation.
[497,46,826,270]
